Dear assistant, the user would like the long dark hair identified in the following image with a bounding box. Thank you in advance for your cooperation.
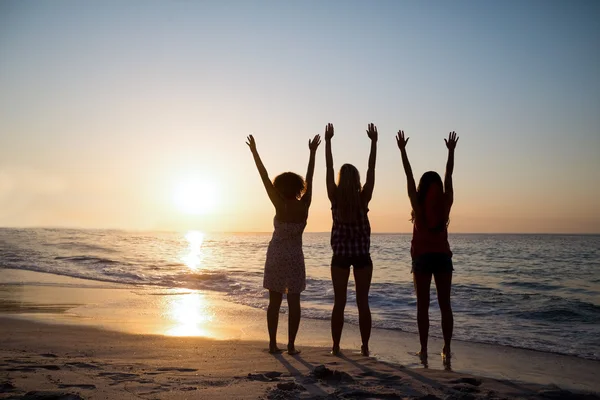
[335,164,363,222]
[411,171,449,231]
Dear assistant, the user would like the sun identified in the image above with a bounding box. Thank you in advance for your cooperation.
[173,179,218,215]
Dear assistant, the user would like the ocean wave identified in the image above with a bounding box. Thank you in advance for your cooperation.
[55,256,119,264]
[101,268,146,282]
[50,241,116,254]
[171,271,235,293]
[1,229,599,362]
[1,253,25,263]
[500,280,562,291]
[0,264,138,286]
[510,300,600,323]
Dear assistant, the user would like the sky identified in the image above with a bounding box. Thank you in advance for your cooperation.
[0,0,599,233]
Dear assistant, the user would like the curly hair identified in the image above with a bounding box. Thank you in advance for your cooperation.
[273,172,306,199]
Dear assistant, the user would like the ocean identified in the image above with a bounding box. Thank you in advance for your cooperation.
[1,228,599,361]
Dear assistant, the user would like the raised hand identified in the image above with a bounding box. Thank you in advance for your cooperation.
[324,123,334,141]
[366,123,378,142]
[445,131,459,150]
[309,134,321,152]
[246,134,257,153]
[396,130,409,150]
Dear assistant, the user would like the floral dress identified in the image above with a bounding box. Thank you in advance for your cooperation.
[263,217,307,294]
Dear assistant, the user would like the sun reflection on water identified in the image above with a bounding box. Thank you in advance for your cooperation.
[165,292,214,337]
[181,230,204,270]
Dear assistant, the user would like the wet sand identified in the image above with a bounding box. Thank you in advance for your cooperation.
[1,269,599,399]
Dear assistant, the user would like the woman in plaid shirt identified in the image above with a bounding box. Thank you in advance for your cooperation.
[325,123,378,357]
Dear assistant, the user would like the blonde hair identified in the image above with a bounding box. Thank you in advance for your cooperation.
[335,164,363,222]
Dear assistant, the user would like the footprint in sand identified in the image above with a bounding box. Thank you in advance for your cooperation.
[246,371,283,382]
[64,362,100,370]
[124,384,172,397]
[5,359,34,364]
[449,377,482,387]
[451,384,480,394]
[537,389,600,400]
[0,382,16,393]
[266,381,307,399]
[57,384,96,390]
[155,367,198,372]
[276,381,306,391]
[18,390,85,400]
[358,371,402,382]
[7,365,61,372]
[97,372,138,382]
[335,388,404,399]
[311,365,354,383]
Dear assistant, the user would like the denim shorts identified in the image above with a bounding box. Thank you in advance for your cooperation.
[411,253,453,274]
[331,254,373,269]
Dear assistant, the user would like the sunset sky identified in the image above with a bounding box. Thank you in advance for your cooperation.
[1,1,599,233]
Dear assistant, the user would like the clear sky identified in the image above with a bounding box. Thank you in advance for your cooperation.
[1,0,599,233]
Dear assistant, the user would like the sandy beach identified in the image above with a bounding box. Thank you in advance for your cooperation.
[3,0,600,397]
[2,318,598,400]
[1,270,599,400]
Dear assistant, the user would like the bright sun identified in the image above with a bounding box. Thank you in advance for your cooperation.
[173,179,218,215]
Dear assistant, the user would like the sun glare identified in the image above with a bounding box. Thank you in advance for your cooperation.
[173,179,218,215]
[181,230,204,270]
[165,293,214,337]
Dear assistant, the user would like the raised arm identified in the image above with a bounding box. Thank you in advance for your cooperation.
[444,131,459,206]
[396,130,419,212]
[361,123,378,204]
[246,135,283,209]
[324,123,337,202]
[301,134,321,207]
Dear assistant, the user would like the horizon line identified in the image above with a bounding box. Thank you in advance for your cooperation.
[0,226,598,235]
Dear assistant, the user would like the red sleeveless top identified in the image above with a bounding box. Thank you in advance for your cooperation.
[410,222,452,259]
[410,187,452,259]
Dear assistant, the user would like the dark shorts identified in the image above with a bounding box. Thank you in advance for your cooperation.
[411,252,453,274]
[331,254,373,269]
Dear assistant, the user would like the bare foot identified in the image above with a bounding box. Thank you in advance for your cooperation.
[442,345,451,358]
[269,344,283,354]
[441,351,452,370]
[330,345,340,356]
[287,345,301,355]
[416,350,428,367]
[360,345,370,357]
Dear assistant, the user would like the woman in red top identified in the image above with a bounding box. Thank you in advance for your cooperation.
[397,130,459,367]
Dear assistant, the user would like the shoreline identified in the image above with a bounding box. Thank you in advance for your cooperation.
[1,265,597,363]
[2,318,598,400]
[1,269,600,396]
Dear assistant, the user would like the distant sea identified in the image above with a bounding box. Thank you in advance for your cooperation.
[1,228,599,360]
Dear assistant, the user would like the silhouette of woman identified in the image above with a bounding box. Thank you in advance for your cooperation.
[397,130,459,367]
[325,123,378,356]
[247,133,321,355]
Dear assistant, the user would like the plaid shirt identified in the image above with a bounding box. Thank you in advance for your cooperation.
[330,205,371,256]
